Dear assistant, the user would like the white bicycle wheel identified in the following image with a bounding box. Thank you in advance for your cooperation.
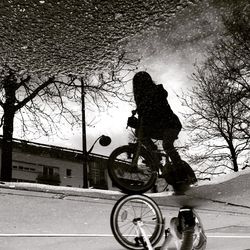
[110,194,164,250]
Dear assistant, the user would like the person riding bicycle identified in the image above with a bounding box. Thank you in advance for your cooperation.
[132,71,197,191]
[156,207,207,250]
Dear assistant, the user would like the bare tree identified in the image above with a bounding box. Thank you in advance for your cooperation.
[181,3,250,179]
[182,68,249,178]
[210,3,250,108]
[0,52,139,181]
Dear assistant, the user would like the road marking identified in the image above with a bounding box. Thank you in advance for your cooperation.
[0,234,250,238]
[0,234,112,237]
[207,235,250,238]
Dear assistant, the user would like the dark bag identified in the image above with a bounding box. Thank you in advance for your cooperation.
[127,115,138,129]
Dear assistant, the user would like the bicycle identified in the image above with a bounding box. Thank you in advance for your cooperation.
[110,194,206,250]
[107,112,179,194]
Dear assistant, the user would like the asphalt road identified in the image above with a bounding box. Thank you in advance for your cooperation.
[0,188,250,250]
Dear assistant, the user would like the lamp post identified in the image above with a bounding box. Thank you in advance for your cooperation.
[81,78,88,188]
[80,78,112,189]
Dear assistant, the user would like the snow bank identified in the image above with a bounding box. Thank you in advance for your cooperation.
[0,181,122,196]
[198,168,250,186]
[1,168,250,198]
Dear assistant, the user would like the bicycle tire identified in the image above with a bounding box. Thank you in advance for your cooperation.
[110,194,164,250]
[108,145,157,194]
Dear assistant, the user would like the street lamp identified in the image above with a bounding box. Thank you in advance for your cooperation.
[80,78,111,188]
[87,135,111,155]
[82,135,111,188]
[81,78,88,188]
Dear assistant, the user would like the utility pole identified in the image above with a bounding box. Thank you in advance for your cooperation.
[81,78,88,188]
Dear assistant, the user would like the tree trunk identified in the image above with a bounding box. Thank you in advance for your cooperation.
[0,110,15,181]
[231,154,239,172]
[228,142,239,172]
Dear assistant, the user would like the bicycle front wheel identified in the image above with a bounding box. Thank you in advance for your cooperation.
[110,194,164,250]
[108,145,157,194]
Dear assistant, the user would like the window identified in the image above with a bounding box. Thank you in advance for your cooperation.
[66,169,72,178]
[43,166,59,176]
[89,162,107,189]
[12,165,37,172]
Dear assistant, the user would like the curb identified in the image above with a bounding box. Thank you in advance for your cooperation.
[0,182,123,200]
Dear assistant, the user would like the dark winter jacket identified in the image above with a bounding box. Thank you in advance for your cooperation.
[134,84,182,139]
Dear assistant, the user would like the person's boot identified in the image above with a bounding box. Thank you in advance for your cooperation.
[163,160,197,194]
[174,161,197,194]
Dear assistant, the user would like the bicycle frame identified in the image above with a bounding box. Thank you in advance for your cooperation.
[131,117,173,163]
[130,135,170,177]
[130,127,145,168]
[134,219,154,250]
[128,128,172,193]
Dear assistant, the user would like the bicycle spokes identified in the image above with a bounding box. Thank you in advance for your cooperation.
[114,153,155,182]
[110,195,164,249]
[108,145,157,193]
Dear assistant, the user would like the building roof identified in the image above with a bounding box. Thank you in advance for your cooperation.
[0,137,109,163]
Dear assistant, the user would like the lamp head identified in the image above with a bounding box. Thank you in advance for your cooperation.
[99,135,111,146]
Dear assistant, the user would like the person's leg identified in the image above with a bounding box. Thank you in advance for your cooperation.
[178,208,195,250]
[161,128,181,186]
[179,209,207,250]
[141,136,162,165]
[162,128,181,164]
[162,128,197,190]
[141,136,158,152]
[140,136,160,193]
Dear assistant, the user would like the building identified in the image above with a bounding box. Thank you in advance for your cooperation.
[0,138,113,190]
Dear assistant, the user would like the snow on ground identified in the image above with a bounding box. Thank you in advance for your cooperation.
[197,168,250,186]
[0,168,250,198]
[0,181,121,196]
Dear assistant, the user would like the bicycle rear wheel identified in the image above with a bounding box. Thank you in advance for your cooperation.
[110,194,164,250]
[108,145,157,194]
